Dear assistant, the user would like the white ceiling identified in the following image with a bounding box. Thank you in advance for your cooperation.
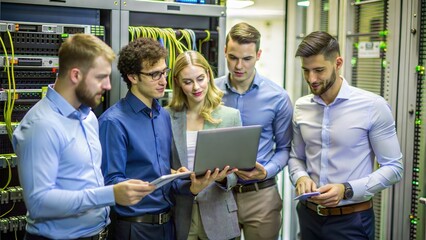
[226,0,285,18]
[248,0,284,10]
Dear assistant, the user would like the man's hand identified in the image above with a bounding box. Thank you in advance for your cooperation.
[309,183,345,207]
[295,176,317,196]
[235,162,266,181]
[189,166,231,194]
[113,179,156,206]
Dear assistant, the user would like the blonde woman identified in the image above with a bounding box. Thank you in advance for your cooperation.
[167,50,241,240]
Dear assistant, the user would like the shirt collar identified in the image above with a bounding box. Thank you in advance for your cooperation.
[125,91,161,117]
[224,70,261,93]
[46,84,91,120]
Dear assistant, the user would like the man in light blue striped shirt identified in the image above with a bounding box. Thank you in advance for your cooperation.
[13,34,155,240]
[289,31,403,240]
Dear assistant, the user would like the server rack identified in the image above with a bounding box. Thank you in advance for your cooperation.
[0,1,225,239]
[116,0,226,105]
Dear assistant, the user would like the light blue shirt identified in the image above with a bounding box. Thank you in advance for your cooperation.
[216,72,293,181]
[288,79,403,205]
[12,86,115,239]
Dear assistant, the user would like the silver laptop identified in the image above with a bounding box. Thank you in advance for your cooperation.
[193,125,262,176]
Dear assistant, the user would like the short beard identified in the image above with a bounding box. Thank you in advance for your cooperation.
[75,77,99,109]
[311,71,336,96]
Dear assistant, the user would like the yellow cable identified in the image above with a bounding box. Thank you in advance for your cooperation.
[1,157,12,191]
[198,30,211,53]
[7,30,16,142]
[129,26,135,42]
[0,35,13,141]
[0,201,16,218]
[180,29,192,51]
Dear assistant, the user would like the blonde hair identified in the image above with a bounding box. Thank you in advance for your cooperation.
[58,34,115,79]
[168,50,223,124]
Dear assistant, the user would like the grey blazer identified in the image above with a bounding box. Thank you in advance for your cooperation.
[166,105,241,240]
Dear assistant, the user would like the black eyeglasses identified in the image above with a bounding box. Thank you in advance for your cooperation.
[139,68,171,81]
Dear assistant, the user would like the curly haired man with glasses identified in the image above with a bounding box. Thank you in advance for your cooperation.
[99,37,218,240]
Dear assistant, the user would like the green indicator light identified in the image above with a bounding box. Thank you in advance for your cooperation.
[414,168,420,172]
[379,30,388,37]
[351,57,357,66]
[382,60,387,68]
[61,33,69,38]
[379,41,387,49]
[415,119,422,125]
[354,42,359,49]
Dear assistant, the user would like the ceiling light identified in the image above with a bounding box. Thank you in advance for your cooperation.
[297,0,310,7]
[227,0,254,9]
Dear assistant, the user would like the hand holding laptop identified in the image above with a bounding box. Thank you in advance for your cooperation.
[189,166,233,195]
[235,162,266,181]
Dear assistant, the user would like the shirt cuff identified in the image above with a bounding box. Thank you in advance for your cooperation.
[96,185,116,206]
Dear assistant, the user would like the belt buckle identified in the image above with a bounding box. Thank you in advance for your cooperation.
[316,204,326,216]
[158,212,167,224]
[98,228,108,240]
[254,182,259,191]
[236,184,244,193]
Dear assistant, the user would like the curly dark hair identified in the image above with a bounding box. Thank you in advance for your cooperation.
[117,37,168,89]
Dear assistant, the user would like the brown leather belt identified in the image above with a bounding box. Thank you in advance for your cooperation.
[233,178,276,193]
[117,210,172,224]
[300,199,373,216]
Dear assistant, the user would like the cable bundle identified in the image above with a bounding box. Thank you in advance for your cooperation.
[129,26,211,88]
[0,31,16,142]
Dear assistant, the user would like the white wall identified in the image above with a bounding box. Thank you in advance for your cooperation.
[225,17,285,88]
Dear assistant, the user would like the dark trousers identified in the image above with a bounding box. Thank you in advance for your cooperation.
[111,218,175,240]
[296,202,375,240]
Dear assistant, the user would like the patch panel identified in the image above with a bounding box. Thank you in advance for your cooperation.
[0,56,59,68]
[0,219,8,233]
[0,123,19,135]
[7,186,23,202]
[0,190,9,204]
[0,155,7,168]
[0,154,17,168]
[0,89,43,102]
[0,216,26,233]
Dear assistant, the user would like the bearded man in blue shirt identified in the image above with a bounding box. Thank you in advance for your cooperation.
[99,37,223,240]
[13,34,155,240]
[289,31,403,240]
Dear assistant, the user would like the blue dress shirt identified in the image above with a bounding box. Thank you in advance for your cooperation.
[99,91,181,217]
[289,78,403,205]
[12,85,114,239]
[215,72,293,181]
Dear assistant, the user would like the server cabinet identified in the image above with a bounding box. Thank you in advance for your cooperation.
[0,1,225,239]
[0,1,118,239]
[115,0,226,105]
